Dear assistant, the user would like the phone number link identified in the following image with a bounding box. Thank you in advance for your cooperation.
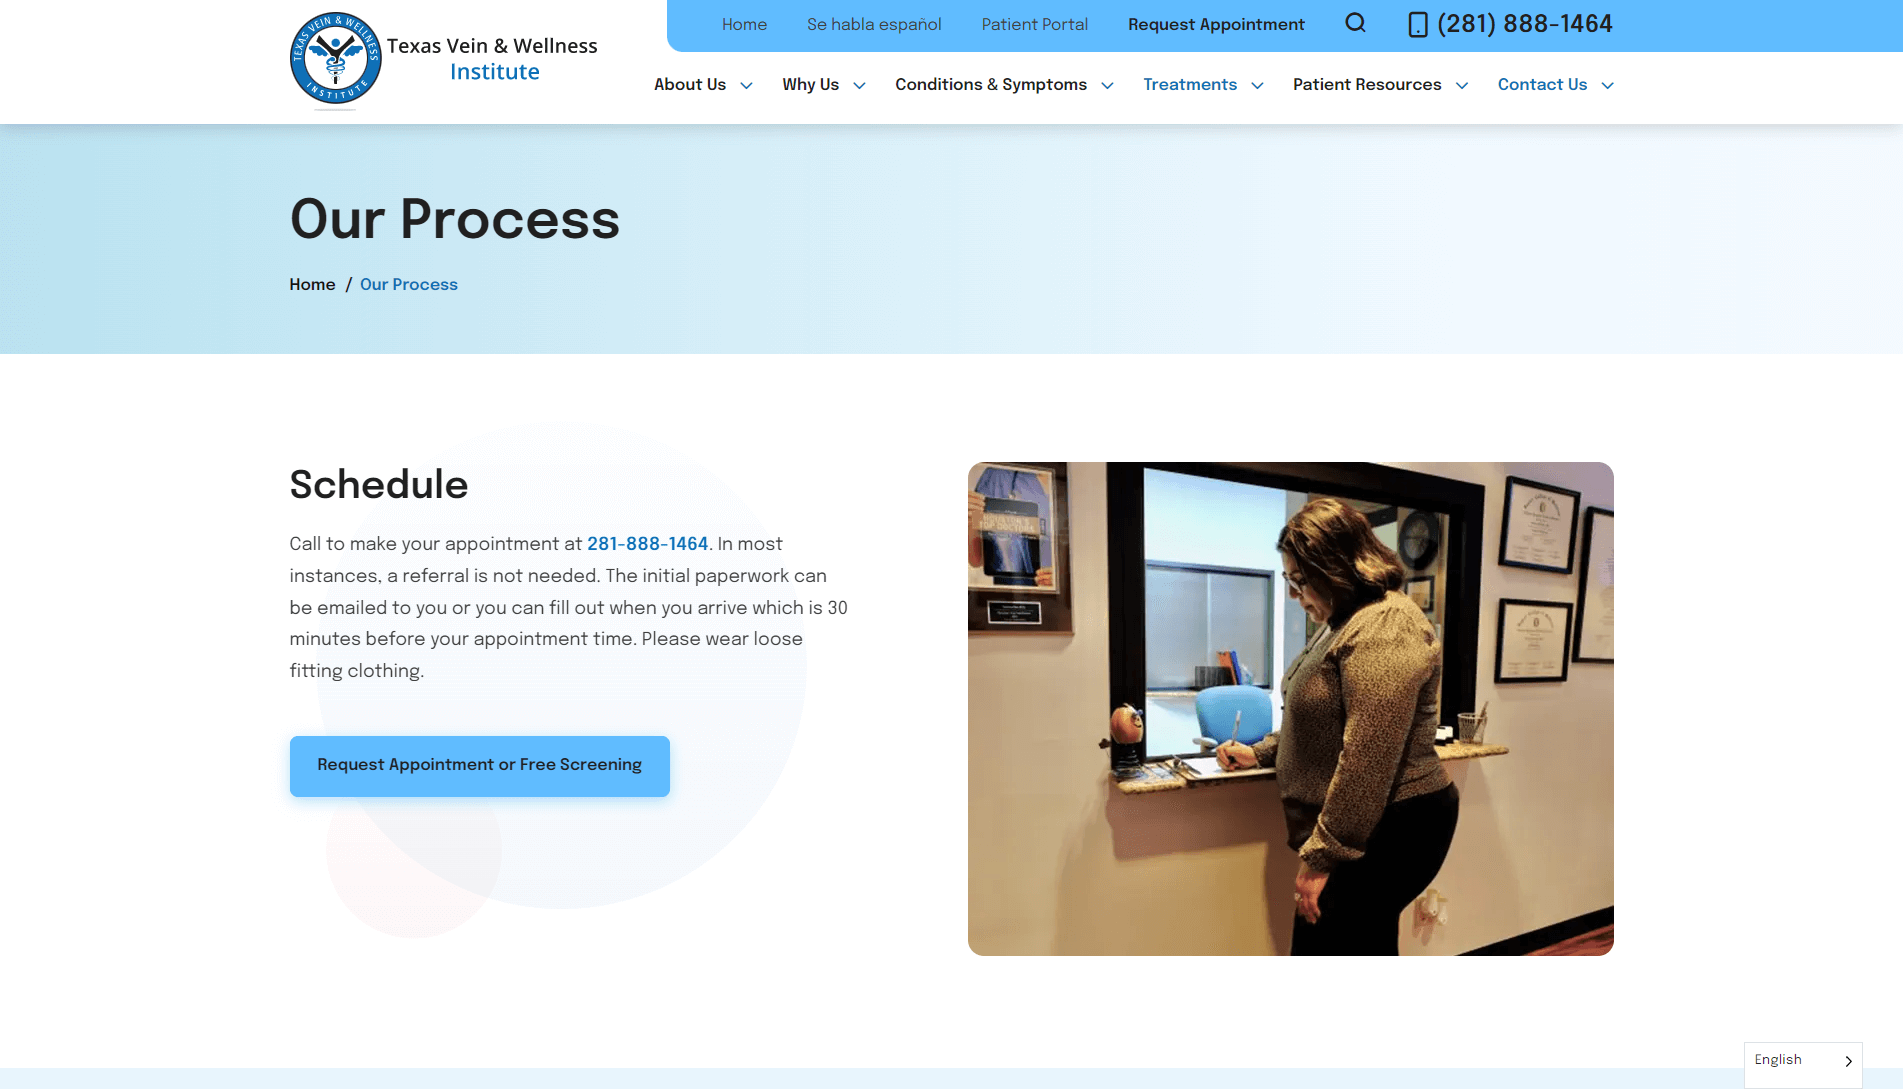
[587,536,711,551]
[1436,12,1613,35]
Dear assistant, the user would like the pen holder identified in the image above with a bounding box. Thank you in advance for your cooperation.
[1457,712,1485,743]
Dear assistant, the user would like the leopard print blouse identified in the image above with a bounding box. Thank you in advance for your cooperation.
[1250,590,1452,872]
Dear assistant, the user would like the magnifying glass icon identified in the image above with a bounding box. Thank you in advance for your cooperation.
[1345,11,1366,30]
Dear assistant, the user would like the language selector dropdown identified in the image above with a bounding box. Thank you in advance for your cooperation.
[1744,1043,1862,1089]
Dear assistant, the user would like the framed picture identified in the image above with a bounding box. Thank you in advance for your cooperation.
[1499,476,1581,574]
[968,462,1072,634]
[1404,575,1436,613]
[1495,598,1573,683]
[1573,507,1614,662]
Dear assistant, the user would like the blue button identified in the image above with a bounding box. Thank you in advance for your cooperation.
[289,736,670,797]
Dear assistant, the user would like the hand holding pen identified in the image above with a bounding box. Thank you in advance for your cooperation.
[1215,710,1258,771]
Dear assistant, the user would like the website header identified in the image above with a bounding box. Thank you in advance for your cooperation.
[4,0,1898,123]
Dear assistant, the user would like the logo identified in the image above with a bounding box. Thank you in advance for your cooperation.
[1521,494,1564,519]
[292,13,382,103]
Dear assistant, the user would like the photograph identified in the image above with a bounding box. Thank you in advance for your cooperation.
[970,462,1613,956]
[968,462,1058,593]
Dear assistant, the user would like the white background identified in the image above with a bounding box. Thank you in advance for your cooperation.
[0,354,1897,1066]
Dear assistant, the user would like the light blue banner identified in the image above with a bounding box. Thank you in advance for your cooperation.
[669,0,1903,51]
[2,126,1899,354]
[289,735,670,797]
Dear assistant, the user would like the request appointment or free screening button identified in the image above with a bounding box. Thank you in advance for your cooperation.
[1744,1043,1862,1089]
[289,736,670,797]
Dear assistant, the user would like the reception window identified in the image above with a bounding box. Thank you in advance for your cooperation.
[1106,464,1485,765]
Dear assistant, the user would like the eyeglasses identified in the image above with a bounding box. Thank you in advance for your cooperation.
[1284,570,1308,592]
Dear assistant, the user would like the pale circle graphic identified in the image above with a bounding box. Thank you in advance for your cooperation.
[326,805,501,938]
[310,427,806,912]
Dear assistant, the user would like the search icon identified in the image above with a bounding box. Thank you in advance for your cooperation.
[1345,11,1365,30]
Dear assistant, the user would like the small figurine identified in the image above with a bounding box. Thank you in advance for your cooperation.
[1109,704,1144,744]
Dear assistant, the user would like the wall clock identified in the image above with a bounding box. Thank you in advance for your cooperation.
[1400,509,1441,570]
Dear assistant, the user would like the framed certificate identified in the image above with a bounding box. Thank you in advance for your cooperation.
[1499,476,1581,574]
[1572,507,1614,663]
[1495,598,1573,683]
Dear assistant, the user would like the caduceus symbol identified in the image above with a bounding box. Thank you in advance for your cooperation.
[308,34,363,85]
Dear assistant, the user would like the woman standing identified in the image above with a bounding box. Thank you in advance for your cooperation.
[1215,497,1460,955]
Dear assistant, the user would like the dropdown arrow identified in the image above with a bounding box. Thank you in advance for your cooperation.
[854,81,865,88]
[1102,82,1113,89]
[1252,81,1263,89]
[1456,82,1467,88]
[740,82,751,89]
[1602,81,1614,88]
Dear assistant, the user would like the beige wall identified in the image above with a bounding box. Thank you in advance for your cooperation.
[968,462,1613,956]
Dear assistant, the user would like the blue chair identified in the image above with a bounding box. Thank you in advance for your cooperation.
[1193,685,1276,753]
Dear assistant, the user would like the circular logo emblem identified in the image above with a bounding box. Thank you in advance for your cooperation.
[292,13,382,103]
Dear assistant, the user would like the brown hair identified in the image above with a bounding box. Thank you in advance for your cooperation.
[1277,497,1406,620]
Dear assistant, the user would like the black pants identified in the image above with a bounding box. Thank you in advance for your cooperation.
[1291,783,1459,956]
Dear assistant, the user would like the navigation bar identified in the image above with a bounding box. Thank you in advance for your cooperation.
[671,0,1902,51]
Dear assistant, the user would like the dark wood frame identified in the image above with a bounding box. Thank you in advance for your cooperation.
[1498,475,1582,574]
[1495,598,1574,684]
[968,461,1072,634]
[1404,574,1437,613]
[1107,463,1486,766]
[1572,506,1614,663]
